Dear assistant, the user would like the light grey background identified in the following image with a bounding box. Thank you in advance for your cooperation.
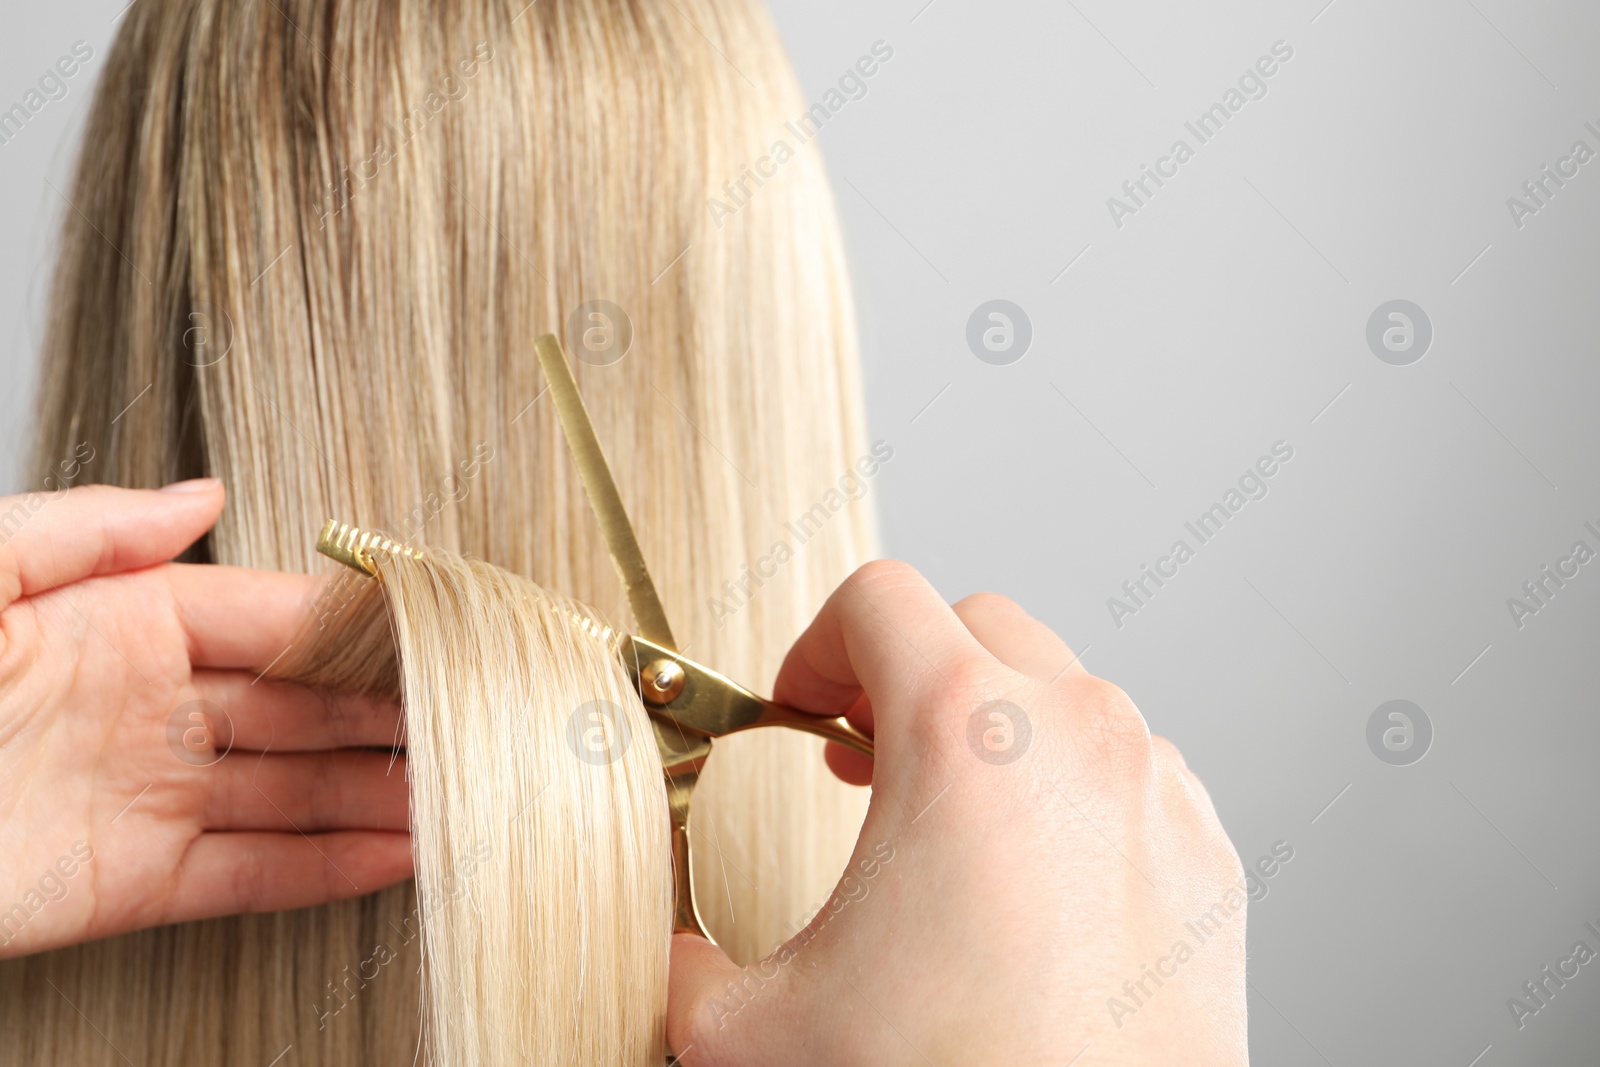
[5,1,1600,1064]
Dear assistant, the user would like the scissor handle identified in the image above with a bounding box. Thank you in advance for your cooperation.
[737,701,874,756]
[627,637,876,958]
[627,636,877,757]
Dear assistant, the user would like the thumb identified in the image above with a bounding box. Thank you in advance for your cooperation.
[666,932,748,1065]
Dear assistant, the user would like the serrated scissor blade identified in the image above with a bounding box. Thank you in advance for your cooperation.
[534,334,677,652]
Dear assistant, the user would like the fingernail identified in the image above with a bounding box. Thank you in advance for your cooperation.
[159,477,221,493]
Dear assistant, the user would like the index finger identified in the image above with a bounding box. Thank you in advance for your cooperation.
[772,560,990,737]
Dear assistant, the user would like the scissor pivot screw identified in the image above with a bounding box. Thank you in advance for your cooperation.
[641,658,686,704]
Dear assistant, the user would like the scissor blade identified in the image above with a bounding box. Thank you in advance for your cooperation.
[535,334,677,651]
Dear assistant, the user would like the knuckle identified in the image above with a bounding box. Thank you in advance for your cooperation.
[849,558,923,596]
[1147,740,1236,867]
[317,686,353,748]
[942,655,1013,702]
[0,545,20,604]
[1191,826,1248,901]
[1160,771,1240,878]
[1197,801,1243,877]
[1065,676,1152,765]
[230,843,267,912]
[952,590,1022,618]
[1214,835,1246,885]
[96,518,119,577]
[1150,733,1187,771]
[909,668,1018,755]
[311,754,342,828]
[1150,736,1200,806]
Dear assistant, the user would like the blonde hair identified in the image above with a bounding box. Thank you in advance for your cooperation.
[7,0,875,1062]
[297,553,672,1064]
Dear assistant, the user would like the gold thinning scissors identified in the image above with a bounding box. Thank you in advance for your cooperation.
[314,336,873,943]
[532,334,873,942]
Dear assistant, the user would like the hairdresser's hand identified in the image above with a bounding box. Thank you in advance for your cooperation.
[667,560,1248,1066]
[0,482,412,959]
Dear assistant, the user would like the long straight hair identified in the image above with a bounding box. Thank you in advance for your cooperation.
[7,0,876,1061]
[291,551,674,1064]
